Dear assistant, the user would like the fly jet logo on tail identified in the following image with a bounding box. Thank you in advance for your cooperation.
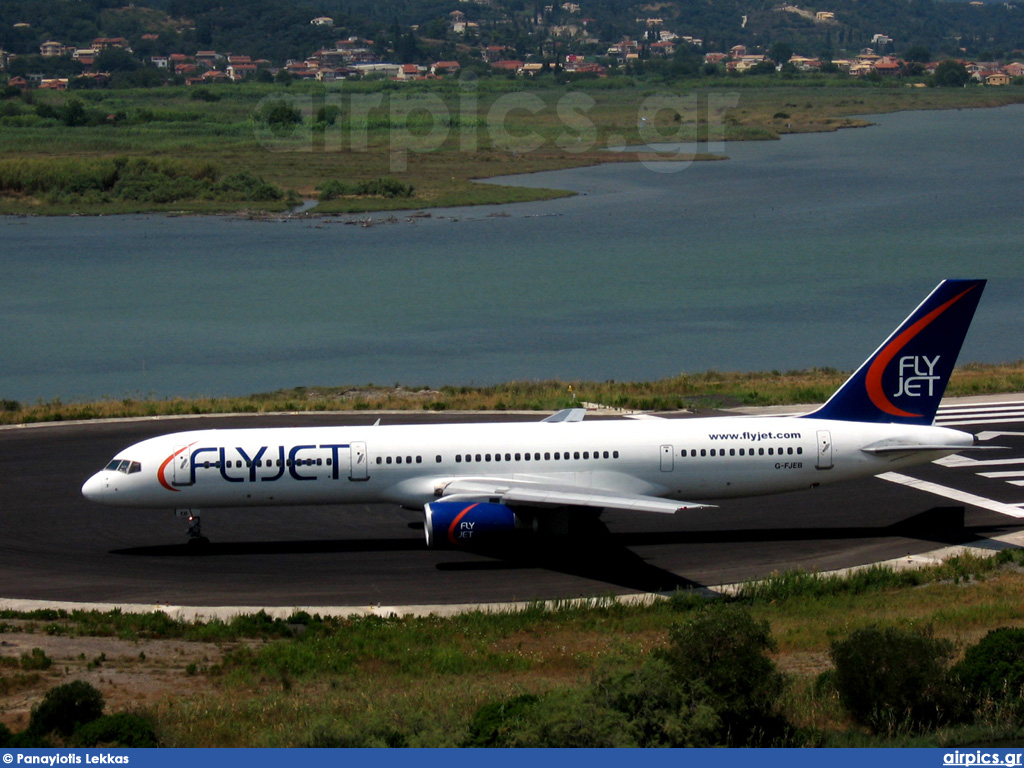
[806,279,985,425]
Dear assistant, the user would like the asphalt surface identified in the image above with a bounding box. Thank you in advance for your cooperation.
[2,406,1023,608]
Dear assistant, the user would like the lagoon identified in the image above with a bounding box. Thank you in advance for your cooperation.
[1,104,1022,402]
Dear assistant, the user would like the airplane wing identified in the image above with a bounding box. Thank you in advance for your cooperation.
[436,477,712,514]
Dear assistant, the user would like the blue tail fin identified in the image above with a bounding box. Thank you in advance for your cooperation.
[803,279,985,425]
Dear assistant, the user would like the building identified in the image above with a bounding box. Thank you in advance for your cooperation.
[39,41,67,57]
[92,37,130,51]
[430,60,461,75]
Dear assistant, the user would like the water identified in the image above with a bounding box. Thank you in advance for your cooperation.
[1,104,1022,402]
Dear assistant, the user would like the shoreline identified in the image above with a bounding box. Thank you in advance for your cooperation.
[2,85,1022,217]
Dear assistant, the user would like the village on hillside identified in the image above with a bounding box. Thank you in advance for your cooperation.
[2,3,1024,91]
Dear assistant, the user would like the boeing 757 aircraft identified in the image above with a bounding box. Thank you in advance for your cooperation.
[82,279,987,548]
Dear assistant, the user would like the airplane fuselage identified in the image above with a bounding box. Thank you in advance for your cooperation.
[81,415,973,511]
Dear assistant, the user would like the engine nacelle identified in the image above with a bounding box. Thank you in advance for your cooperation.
[424,501,521,549]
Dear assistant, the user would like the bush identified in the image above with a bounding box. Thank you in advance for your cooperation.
[952,627,1024,709]
[464,694,540,747]
[20,648,52,670]
[258,99,302,128]
[319,176,414,201]
[656,603,790,745]
[498,688,638,747]
[71,713,158,748]
[593,657,722,746]
[830,625,957,734]
[29,680,105,738]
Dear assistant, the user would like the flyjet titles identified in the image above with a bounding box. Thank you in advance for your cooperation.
[171,443,351,487]
[894,355,941,398]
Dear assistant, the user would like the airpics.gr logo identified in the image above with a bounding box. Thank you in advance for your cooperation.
[893,354,940,398]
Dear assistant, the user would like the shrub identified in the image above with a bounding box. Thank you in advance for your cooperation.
[29,680,105,738]
[593,657,722,746]
[319,176,414,201]
[656,603,790,745]
[190,88,221,102]
[952,627,1024,709]
[464,694,540,747]
[498,688,638,747]
[71,713,158,748]
[20,648,52,671]
[259,99,302,128]
[830,625,957,734]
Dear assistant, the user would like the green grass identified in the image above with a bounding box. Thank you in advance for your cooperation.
[2,80,1022,214]
[6,551,1024,745]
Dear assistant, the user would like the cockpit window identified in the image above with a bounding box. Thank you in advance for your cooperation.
[105,459,141,474]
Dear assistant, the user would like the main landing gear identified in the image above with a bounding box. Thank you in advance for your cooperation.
[177,509,209,548]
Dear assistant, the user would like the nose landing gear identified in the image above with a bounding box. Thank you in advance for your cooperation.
[177,509,209,548]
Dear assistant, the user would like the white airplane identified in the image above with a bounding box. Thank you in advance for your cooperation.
[82,279,987,548]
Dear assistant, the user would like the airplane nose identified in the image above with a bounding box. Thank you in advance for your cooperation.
[81,473,106,502]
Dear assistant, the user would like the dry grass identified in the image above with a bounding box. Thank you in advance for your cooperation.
[2,361,1020,425]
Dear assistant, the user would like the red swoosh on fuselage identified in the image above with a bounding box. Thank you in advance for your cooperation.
[157,443,196,492]
[864,284,978,418]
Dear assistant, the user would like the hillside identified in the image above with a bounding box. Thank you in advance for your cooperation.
[0,0,1021,67]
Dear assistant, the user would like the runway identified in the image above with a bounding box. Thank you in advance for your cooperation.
[2,400,1023,611]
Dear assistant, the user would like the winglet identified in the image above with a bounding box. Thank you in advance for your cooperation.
[802,279,985,425]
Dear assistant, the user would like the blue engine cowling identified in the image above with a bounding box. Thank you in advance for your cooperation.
[424,501,522,548]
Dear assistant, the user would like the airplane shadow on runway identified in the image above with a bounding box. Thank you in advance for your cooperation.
[109,506,1021,596]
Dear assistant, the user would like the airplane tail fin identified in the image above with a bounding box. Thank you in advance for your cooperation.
[802,279,985,426]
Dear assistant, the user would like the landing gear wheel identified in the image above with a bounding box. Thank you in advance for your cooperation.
[185,513,208,547]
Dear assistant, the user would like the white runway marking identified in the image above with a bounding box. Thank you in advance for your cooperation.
[877,472,1024,518]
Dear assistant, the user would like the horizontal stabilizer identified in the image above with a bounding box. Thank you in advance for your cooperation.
[860,443,981,455]
[541,409,586,423]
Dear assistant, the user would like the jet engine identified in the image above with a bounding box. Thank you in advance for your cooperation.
[423,501,522,548]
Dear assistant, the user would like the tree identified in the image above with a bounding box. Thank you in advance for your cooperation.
[934,59,970,87]
[904,45,931,63]
[95,47,139,73]
[29,681,105,738]
[769,41,792,65]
